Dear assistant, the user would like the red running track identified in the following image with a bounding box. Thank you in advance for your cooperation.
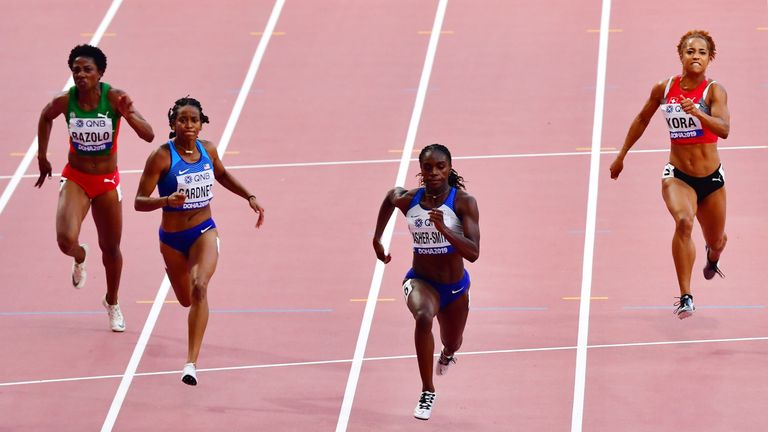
[0,1,766,431]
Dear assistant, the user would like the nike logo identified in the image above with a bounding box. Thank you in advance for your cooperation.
[451,288,464,294]
[179,169,190,174]
[200,226,213,234]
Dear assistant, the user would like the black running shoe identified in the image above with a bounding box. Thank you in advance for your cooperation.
[703,246,725,280]
[673,294,695,319]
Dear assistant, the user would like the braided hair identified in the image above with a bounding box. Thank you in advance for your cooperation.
[417,143,465,190]
[68,44,107,73]
[167,96,210,139]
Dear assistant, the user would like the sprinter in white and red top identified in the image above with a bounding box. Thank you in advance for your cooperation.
[610,30,730,320]
[373,144,480,421]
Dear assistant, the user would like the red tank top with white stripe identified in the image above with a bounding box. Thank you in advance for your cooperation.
[660,75,718,145]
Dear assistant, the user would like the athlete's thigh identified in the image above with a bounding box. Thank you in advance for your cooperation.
[436,288,469,341]
[160,242,192,304]
[187,230,219,284]
[695,187,726,242]
[404,279,440,317]
[661,178,697,217]
[56,180,91,238]
[90,189,122,246]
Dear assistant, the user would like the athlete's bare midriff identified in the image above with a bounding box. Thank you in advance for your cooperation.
[669,142,720,176]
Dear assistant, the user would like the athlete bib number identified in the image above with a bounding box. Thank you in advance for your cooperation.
[69,116,113,152]
[661,104,704,140]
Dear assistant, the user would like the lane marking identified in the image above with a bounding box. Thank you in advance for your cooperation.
[417,30,454,35]
[572,1,611,431]
[5,335,768,388]
[757,27,768,31]
[250,31,286,36]
[0,0,123,217]
[336,1,448,430]
[2,145,766,181]
[81,32,117,37]
[587,28,621,33]
[99,1,286,431]
[576,146,614,151]
[563,296,608,300]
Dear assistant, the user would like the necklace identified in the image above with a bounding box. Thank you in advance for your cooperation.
[184,149,194,154]
[425,187,449,200]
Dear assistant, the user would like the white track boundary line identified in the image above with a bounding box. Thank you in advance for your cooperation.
[0,0,124,216]
[571,1,611,431]
[99,1,286,431]
[334,1,448,430]
[5,335,767,388]
[2,145,765,180]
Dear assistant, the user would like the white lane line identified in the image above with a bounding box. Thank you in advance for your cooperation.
[571,1,611,431]
[0,0,124,216]
[334,1,448,430]
[5,335,767,388]
[99,1,286,431]
[2,145,765,180]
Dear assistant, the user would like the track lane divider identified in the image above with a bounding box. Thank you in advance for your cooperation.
[571,1,612,431]
[334,1,449,430]
[99,1,287,430]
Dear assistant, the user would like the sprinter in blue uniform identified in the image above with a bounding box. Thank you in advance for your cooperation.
[135,97,265,386]
[373,144,480,420]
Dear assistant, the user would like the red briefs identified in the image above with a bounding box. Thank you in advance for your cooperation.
[60,163,121,199]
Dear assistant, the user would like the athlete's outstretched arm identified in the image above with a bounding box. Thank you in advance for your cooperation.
[205,140,264,228]
[610,81,665,179]
[35,93,68,188]
[134,145,182,211]
[372,187,409,263]
[109,88,154,142]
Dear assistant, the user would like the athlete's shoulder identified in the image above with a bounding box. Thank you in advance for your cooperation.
[454,188,478,214]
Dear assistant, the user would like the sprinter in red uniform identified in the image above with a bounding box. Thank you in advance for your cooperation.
[609,30,730,319]
[35,44,154,331]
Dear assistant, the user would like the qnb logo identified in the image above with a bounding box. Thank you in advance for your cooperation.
[76,120,84,128]
[184,175,193,184]
[414,219,423,228]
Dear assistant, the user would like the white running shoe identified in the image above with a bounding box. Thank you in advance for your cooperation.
[102,297,125,332]
[182,363,197,386]
[71,244,88,289]
[436,350,456,376]
[413,391,436,420]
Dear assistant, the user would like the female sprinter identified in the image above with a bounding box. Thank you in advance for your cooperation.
[35,44,154,332]
[134,97,265,385]
[373,143,480,420]
[610,30,730,319]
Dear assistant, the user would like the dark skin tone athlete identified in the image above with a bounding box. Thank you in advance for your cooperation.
[36,55,154,305]
[373,148,479,393]
[135,103,264,367]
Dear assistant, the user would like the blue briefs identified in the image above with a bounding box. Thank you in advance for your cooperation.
[404,268,470,309]
[159,218,216,256]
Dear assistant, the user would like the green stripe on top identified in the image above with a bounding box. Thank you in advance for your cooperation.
[66,82,120,156]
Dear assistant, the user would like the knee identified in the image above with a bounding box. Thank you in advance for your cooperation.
[56,232,78,255]
[673,214,695,237]
[191,279,208,304]
[97,240,122,260]
[412,309,435,330]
